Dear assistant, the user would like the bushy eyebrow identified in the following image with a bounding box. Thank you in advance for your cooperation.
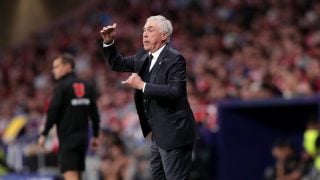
[143,25,156,30]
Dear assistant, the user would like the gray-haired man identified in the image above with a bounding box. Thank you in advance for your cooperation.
[100,15,199,179]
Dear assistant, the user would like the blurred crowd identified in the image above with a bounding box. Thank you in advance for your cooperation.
[1,0,320,179]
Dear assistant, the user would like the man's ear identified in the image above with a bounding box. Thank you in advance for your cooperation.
[65,64,73,73]
[161,33,168,41]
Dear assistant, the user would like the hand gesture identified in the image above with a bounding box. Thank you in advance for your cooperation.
[90,137,99,151]
[121,73,145,90]
[38,135,46,148]
[100,23,117,44]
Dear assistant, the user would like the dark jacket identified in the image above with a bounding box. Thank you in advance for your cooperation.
[103,43,199,150]
[42,73,100,144]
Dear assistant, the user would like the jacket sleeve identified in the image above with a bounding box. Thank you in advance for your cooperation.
[103,43,135,72]
[41,85,64,136]
[89,86,100,137]
[144,55,187,99]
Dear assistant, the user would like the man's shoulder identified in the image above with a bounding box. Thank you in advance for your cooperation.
[70,78,94,89]
[165,45,182,57]
[60,74,77,85]
[60,75,93,88]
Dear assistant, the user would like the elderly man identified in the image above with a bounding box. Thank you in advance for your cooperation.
[100,15,199,180]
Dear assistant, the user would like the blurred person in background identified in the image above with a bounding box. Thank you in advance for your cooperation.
[303,119,320,179]
[99,135,131,180]
[264,138,302,180]
[38,54,100,180]
[100,15,199,180]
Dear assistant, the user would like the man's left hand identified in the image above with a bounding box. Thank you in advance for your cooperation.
[38,135,46,148]
[90,138,99,151]
[121,73,144,90]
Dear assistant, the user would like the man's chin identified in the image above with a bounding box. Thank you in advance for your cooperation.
[143,45,150,51]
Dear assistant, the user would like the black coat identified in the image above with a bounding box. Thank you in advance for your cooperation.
[103,43,199,150]
[42,73,100,144]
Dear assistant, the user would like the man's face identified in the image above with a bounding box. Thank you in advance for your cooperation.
[52,58,71,80]
[143,20,167,53]
[272,146,293,161]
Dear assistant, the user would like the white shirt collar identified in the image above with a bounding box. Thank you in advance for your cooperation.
[150,44,166,60]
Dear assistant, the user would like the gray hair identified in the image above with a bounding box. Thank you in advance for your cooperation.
[147,15,173,42]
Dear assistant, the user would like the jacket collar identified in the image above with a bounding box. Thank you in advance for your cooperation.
[58,72,75,81]
[149,45,169,82]
[137,43,169,74]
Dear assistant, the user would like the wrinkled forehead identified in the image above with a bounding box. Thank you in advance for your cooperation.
[144,20,160,29]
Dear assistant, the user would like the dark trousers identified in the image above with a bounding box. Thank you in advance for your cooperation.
[150,138,193,180]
